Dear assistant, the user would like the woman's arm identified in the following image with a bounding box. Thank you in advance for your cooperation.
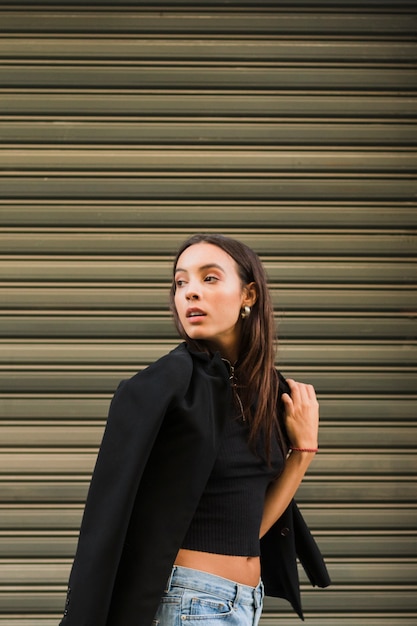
[260,378,319,538]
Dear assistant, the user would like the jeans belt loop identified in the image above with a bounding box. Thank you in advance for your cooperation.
[165,565,177,592]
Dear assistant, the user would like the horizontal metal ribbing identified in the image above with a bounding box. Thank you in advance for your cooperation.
[0,2,416,622]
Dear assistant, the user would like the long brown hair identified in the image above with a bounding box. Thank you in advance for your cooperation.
[170,233,286,457]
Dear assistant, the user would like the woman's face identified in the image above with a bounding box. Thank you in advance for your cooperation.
[174,242,255,361]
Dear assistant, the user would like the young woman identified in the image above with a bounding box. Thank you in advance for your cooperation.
[59,233,330,626]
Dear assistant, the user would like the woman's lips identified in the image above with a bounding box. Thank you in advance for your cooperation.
[186,307,206,319]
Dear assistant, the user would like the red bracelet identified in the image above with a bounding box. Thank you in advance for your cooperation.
[290,447,319,453]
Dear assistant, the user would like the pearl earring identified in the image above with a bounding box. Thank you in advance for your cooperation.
[241,305,251,319]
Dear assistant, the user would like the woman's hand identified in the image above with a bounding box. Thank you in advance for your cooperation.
[281,379,319,451]
[259,379,320,537]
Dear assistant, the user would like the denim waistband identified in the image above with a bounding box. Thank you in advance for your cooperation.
[165,565,264,609]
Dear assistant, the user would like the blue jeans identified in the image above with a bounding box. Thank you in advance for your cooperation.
[153,565,264,625]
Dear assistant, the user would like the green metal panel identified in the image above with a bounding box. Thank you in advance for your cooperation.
[0,2,416,624]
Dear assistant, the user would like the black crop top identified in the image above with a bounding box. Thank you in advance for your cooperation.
[181,413,284,557]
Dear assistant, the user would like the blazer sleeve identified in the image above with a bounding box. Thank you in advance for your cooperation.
[292,500,331,589]
[260,500,331,620]
[260,500,303,617]
[60,349,192,626]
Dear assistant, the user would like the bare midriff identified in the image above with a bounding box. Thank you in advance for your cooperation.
[174,548,261,587]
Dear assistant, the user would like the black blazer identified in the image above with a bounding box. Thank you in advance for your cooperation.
[60,343,330,626]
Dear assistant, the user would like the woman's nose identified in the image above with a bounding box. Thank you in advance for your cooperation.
[185,282,200,300]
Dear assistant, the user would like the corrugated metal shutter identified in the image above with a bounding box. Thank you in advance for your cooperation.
[0,1,416,624]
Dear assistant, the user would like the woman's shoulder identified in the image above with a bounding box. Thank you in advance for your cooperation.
[147,342,192,372]
[115,343,193,397]
[146,342,194,384]
[114,343,228,404]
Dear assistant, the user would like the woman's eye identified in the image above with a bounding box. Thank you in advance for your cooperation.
[175,279,186,287]
[204,275,218,283]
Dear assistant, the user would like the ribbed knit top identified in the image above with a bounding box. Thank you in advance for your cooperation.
[181,412,284,557]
